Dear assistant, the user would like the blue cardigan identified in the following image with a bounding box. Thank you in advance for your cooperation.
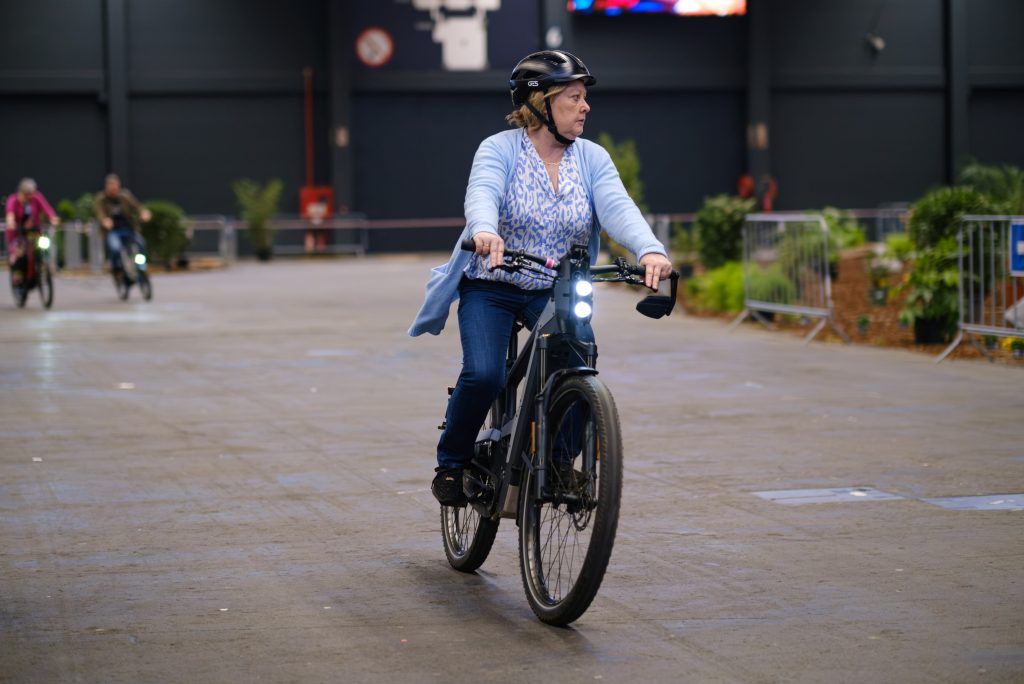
[408,129,667,337]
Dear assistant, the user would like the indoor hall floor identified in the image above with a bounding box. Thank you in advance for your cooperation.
[1,257,1021,683]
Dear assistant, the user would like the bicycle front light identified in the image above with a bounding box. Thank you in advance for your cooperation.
[134,253,147,266]
[572,274,594,320]
[37,235,51,250]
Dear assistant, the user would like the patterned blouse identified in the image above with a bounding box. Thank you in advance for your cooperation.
[465,129,594,289]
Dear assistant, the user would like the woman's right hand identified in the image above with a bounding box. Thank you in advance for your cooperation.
[473,231,505,270]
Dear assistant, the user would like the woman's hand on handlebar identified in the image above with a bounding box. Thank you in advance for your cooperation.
[639,252,673,291]
[472,231,505,270]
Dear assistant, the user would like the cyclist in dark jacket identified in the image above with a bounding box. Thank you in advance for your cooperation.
[94,174,151,272]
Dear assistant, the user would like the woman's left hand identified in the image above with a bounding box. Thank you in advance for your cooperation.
[638,252,673,291]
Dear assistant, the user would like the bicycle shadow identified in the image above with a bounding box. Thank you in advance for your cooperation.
[399,557,604,653]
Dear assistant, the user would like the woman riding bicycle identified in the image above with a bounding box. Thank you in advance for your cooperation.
[5,178,59,287]
[408,50,672,505]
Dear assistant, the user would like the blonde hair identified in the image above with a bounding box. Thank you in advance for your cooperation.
[18,178,36,195]
[506,85,568,130]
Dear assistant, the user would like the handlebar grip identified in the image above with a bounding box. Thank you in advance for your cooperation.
[460,239,477,252]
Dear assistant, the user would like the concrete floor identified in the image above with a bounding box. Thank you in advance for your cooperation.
[1,257,1021,684]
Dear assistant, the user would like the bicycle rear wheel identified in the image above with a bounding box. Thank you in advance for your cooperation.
[11,272,27,308]
[519,374,622,625]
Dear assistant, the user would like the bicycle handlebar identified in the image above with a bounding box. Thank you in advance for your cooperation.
[460,238,559,270]
[460,238,677,283]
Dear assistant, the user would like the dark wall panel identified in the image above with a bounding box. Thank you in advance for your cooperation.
[352,90,743,221]
[969,92,1024,168]
[127,0,326,76]
[129,96,306,214]
[352,94,510,220]
[0,1,103,72]
[967,0,1024,68]
[0,98,107,205]
[771,0,943,76]
[584,92,745,212]
[772,92,945,209]
[571,14,746,72]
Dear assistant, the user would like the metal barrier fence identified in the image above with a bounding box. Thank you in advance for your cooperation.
[729,213,850,344]
[937,215,1024,362]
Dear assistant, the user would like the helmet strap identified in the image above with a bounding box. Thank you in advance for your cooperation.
[525,95,575,146]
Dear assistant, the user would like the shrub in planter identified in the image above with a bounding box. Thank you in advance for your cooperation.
[685,261,744,313]
[694,194,755,270]
[908,186,996,250]
[143,200,190,268]
[898,237,960,343]
[233,178,283,261]
[957,161,1024,214]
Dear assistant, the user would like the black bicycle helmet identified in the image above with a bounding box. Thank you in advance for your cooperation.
[509,50,595,145]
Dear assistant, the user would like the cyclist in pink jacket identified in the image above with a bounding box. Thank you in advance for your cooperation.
[5,178,59,285]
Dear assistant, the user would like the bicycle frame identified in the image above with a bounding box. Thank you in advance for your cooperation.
[470,248,599,520]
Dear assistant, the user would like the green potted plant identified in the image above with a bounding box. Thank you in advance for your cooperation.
[684,261,744,313]
[898,237,960,344]
[856,314,870,336]
[694,194,756,270]
[232,178,283,261]
[142,200,190,269]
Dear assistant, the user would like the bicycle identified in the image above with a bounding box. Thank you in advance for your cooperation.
[112,235,152,302]
[439,239,678,625]
[9,228,54,309]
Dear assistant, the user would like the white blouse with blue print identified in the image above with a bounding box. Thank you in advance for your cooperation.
[465,129,594,290]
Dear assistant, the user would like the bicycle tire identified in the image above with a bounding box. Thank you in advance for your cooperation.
[518,374,622,626]
[39,263,53,309]
[441,500,499,573]
[11,274,27,308]
[139,270,153,301]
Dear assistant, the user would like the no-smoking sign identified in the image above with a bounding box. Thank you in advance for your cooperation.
[355,27,394,68]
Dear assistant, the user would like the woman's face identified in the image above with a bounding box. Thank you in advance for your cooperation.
[550,81,590,141]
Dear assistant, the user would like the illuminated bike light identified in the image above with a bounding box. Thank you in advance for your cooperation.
[573,301,593,319]
[574,280,593,297]
[134,253,147,266]
[37,235,51,250]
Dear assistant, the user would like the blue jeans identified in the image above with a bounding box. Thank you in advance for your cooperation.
[436,278,594,469]
[107,227,145,269]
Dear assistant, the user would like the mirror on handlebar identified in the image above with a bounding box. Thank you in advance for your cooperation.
[635,273,679,319]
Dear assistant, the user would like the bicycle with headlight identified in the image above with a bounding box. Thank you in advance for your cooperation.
[9,227,54,309]
[112,234,152,301]
[439,239,678,625]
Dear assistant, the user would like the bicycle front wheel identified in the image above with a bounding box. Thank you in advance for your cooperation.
[39,263,53,309]
[139,270,153,301]
[519,374,622,626]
